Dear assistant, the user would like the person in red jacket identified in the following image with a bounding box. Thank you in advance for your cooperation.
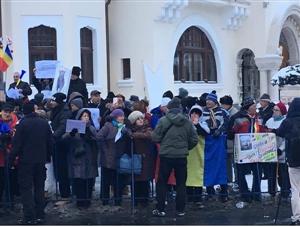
[228,97,267,203]
[0,103,19,207]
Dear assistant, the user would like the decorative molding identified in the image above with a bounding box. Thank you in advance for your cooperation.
[255,55,282,71]
[156,0,250,30]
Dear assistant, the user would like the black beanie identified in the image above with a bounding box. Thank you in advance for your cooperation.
[242,97,255,110]
[23,103,35,115]
[71,66,81,76]
[220,95,233,106]
[163,90,174,100]
[52,93,66,105]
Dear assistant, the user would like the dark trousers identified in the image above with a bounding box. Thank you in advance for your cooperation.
[278,163,291,198]
[18,163,46,221]
[134,181,150,206]
[156,157,187,212]
[0,166,19,207]
[264,163,277,196]
[237,163,261,201]
[72,178,94,208]
[101,167,123,206]
[53,142,70,198]
[186,186,203,203]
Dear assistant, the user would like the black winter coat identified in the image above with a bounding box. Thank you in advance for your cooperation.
[50,104,72,141]
[276,98,300,167]
[67,78,88,105]
[259,103,275,125]
[11,113,53,164]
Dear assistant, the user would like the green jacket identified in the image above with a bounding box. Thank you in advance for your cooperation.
[152,109,198,158]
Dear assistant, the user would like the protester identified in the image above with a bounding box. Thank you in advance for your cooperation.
[176,87,189,100]
[67,66,88,105]
[162,90,173,100]
[0,103,19,207]
[88,90,107,118]
[152,97,198,217]
[97,109,131,206]
[132,100,151,124]
[201,91,229,202]
[64,109,98,208]
[10,102,53,224]
[229,97,266,203]
[8,71,32,105]
[150,97,170,129]
[274,98,300,225]
[265,102,290,199]
[128,110,155,207]
[186,105,209,207]
[49,93,72,198]
[32,68,53,93]
[220,95,239,188]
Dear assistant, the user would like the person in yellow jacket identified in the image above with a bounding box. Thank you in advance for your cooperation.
[186,105,210,207]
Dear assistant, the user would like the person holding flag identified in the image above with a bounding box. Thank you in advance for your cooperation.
[8,71,32,105]
[0,43,13,72]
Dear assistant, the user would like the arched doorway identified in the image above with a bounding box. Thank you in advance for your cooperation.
[237,49,260,102]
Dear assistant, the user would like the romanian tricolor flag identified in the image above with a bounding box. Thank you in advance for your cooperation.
[186,135,227,187]
[0,45,13,72]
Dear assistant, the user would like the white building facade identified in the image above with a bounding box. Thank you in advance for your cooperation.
[1,0,300,107]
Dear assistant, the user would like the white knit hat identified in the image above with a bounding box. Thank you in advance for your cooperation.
[161,97,171,107]
[128,111,144,124]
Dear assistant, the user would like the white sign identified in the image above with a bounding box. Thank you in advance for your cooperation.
[52,67,71,96]
[35,60,60,79]
[234,133,278,164]
[86,108,100,130]
[6,88,20,100]
[66,119,86,134]
[41,90,53,100]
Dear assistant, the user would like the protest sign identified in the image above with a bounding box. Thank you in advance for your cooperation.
[52,67,71,96]
[66,120,86,134]
[86,108,100,130]
[6,88,20,100]
[234,133,278,164]
[35,60,60,79]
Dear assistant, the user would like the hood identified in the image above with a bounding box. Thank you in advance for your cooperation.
[287,97,300,118]
[68,92,84,105]
[188,105,202,117]
[166,108,187,126]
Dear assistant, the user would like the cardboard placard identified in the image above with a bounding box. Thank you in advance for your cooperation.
[234,133,278,164]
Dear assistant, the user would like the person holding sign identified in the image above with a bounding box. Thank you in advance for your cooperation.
[229,97,267,204]
[63,109,98,208]
[265,102,290,199]
[8,71,32,104]
[273,98,300,225]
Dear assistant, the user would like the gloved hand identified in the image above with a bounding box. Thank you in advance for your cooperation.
[70,128,78,137]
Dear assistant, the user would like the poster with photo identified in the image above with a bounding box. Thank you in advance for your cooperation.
[234,133,278,164]
[51,67,71,96]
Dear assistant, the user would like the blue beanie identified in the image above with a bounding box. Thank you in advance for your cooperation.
[206,91,218,104]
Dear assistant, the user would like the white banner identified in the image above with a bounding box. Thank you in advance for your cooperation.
[35,60,60,79]
[234,133,278,164]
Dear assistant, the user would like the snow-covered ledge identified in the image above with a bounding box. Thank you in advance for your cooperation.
[117,79,134,88]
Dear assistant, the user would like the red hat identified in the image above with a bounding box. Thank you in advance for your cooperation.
[276,102,287,115]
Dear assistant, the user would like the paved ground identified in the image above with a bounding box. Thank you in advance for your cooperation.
[0,193,293,225]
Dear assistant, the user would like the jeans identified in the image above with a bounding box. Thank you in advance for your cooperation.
[156,157,187,212]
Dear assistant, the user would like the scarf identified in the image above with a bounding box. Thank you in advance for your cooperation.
[112,120,125,142]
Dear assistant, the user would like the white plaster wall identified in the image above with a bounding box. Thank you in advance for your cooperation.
[1,0,107,97]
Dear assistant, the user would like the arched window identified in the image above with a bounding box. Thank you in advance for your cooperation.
[173,26,217,82]
[28,25,57,82]
[80,27,94,83]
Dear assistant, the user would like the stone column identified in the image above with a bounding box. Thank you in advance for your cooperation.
[255,55,282,102]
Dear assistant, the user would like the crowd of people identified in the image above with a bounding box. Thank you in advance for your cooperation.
[0,66,299,225]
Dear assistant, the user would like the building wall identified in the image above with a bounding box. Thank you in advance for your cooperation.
[1,0,107,97]
[109,1,300,107]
